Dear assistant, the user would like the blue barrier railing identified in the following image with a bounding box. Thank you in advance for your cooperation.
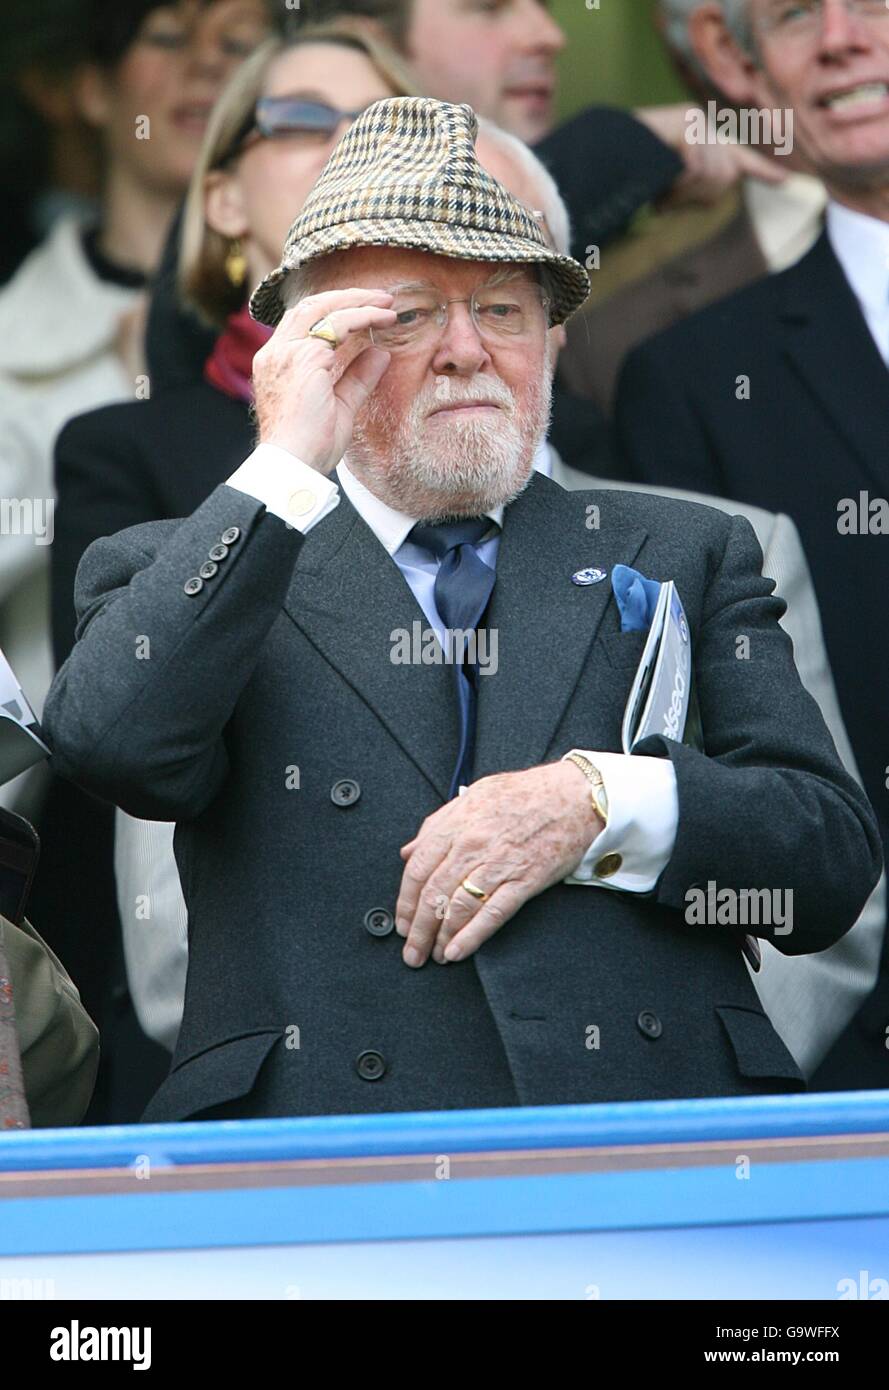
[1,1089,888,1172]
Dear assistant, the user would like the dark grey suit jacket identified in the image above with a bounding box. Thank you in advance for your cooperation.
[41,474,881,1122]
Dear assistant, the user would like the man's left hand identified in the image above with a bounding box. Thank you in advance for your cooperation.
[395,762,604,967]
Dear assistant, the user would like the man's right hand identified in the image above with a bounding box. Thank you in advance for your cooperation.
[252,287,397,473]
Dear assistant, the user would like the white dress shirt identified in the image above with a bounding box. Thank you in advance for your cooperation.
[743,172,825,275]
[826,200,889,367]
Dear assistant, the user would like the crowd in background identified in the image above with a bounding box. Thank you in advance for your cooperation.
[1,0,887,1127]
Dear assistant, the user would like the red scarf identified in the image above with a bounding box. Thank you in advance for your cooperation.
[204,303,273,403]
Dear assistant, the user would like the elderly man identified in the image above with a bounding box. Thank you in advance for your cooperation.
[102,118,881,1085]
[616,0,889,1090]
[43,98,880,1122]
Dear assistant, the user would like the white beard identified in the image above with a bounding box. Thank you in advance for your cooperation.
[345,357,554,521]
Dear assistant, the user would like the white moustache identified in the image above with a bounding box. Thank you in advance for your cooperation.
[419,380,515,420]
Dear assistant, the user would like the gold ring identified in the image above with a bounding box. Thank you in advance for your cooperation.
[307,317,339,350]
[461,878,488,902]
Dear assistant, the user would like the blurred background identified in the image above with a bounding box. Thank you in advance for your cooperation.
[552,0,687,117]
[0,0,688,283]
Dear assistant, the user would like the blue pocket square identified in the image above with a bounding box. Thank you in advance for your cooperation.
[611,564,662,633]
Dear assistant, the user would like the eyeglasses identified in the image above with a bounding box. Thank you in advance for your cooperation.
[215,97,369,168]
[369,280,551,354]
[758,0,889,38]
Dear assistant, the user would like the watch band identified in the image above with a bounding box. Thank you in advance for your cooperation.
[562,751,609,826]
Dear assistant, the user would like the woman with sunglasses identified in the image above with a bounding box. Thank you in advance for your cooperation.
[45,23,417,1067]
[53,25,415,662]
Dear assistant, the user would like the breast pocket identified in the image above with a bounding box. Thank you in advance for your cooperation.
[598,629,649,671]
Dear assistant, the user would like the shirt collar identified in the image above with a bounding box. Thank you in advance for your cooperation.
[334,436,553,554]
[532,437,553,478]
[826,200,889,318]
[742,172,826,273]
[334,459,537,557]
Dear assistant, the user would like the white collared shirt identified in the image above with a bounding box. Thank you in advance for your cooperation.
[226,441,678,893]
[826,200,889,367]
[743,172,826,275]
[335,458,504,651]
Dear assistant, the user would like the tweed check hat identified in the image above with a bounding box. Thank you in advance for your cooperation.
[249,97,590,329]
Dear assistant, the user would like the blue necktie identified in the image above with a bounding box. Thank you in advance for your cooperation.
[409,518,498,798]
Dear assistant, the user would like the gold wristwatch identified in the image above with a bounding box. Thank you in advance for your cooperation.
[562,751,609,826]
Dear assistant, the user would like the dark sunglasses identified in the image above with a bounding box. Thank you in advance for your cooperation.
[216,97,370,167]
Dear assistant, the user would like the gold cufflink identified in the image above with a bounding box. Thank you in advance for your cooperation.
[595,853,623,879]
[287,489,317,518]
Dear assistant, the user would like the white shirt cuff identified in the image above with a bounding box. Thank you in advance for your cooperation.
[564,750,678,893]
[226,442,340,533]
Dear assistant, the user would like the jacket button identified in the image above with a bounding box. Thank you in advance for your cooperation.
[221,526,241,545]
[183,577,203,595]
[355,1049,387,1081]
[364,908,394,937]
[199,561,218,580]
[637,1010,663,1040]
[330,778,361,807]
[208,543,229,562]
[595,853,623,878]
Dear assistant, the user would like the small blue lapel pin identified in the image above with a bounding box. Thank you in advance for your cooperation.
[571,567,607,587]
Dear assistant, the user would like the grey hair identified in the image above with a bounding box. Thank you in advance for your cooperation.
[281,262,321,312]
[720,0,755,51]
[278,116,574,314]
[658,0,754,65]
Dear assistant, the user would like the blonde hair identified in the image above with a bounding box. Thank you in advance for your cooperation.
[179,19,419,327]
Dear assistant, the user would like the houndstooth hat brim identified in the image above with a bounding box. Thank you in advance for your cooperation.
[249,97,590,329]
[250,216,589,329]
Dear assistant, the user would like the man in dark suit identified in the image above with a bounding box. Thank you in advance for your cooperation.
[615,0,889,1088]
[559,0,827,418]
[43,98,879,1122]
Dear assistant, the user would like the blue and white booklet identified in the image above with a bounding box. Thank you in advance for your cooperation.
[0,646,50,788]
[617,589,765,966]
[621,581,703,755]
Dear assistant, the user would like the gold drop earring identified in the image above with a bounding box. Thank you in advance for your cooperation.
[225,237,247,286]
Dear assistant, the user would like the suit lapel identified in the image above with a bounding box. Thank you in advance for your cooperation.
[473,473,647,778]
[284,474,648,797]
[779,232,889,494]
[283,493,461,800]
